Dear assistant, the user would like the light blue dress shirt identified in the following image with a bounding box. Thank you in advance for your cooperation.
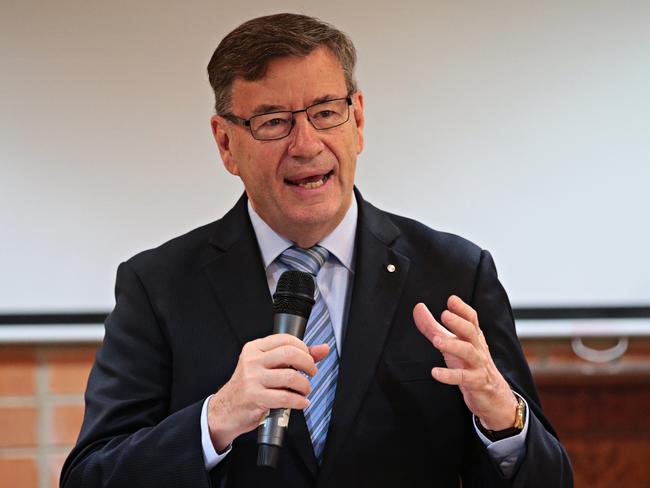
[201,195,527,477]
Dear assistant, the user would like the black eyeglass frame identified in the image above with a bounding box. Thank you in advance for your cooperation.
[223,96,353,141]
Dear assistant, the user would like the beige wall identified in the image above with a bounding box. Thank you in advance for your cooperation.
[2,1,649,312]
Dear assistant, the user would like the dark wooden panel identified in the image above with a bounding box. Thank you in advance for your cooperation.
[523,337,650,487]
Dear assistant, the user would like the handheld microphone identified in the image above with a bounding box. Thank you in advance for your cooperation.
[257,270,315,468]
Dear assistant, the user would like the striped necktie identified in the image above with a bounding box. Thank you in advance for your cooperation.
[278,245,339,462]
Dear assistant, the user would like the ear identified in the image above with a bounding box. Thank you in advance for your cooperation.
[211,115,240,176]
[351,91,365,154]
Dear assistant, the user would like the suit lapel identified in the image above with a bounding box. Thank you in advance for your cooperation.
[319,192,410,482]
[203,194,273,346]
[203,194,319,476]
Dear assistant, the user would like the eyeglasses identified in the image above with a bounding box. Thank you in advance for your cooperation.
[224,96,352,141]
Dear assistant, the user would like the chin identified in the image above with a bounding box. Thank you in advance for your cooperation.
[287,205,340,228]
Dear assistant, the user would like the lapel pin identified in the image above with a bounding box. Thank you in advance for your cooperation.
[386,264,396,273]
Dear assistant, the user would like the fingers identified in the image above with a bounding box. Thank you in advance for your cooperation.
[430,334,483,388]
[447,295,479,326]
[432,334,481,365]
[257,341,330,406]
[440,297,484,349]
[262,368,312,396]
[413,300,485,353]
[253,333,310,354]
[413,299,484,387]
[431,366,465,386]
[413,303,453,344]
[440,310,483,349]
[412,298,517,426]
[262,344,318,376]
[208,333,323,448]
[260,388,310,410]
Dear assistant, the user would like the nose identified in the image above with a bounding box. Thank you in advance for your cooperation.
[287,112,324,160]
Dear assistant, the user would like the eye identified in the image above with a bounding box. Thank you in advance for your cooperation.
[262,117,289,127]
[314,110,335,119]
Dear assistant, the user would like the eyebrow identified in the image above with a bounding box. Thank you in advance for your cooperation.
[251,103,286,115]
[250,94,342,116]
[312,94,340,105]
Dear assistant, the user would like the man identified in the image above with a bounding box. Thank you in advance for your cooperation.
[61,13,572,487]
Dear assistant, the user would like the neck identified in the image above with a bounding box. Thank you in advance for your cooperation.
[275,218,341,249]
[250,198,353,249]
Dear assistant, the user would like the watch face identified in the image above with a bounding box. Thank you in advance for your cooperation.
[513,396,526,430]
[474,397,525,441]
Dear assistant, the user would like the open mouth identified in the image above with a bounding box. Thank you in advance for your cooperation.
[285,170,333,189]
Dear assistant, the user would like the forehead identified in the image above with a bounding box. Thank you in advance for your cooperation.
[230,46,348,113]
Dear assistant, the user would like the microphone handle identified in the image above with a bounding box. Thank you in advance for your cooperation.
[257,313,308,468]
[273,312,309,338]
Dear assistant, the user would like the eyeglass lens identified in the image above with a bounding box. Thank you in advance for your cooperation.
[250,98,350,140]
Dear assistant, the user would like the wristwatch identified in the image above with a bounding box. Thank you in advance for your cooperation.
[475,395,526,442]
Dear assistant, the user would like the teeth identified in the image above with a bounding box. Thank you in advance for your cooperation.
[297,173,328,189]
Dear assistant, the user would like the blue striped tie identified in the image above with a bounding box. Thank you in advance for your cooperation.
[278,245,339,462]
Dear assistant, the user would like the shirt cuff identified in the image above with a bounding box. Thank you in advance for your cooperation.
[201,395,232,471]
[473,392,529,478]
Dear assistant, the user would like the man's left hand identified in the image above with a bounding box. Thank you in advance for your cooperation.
[413,296,518,431]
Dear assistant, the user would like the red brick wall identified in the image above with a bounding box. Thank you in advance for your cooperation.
[0,345,96,488]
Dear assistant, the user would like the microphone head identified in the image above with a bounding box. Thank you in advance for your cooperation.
[272,270,315,318]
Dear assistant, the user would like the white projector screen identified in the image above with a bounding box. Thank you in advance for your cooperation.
[1,1,649,313]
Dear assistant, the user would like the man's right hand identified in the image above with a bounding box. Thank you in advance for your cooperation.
[207,333,329,452]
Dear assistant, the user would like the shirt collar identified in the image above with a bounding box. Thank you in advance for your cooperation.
[247,195,358,271]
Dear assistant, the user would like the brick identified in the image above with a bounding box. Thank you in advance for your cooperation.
[0,457,38,488]
[49,404,84,446]
[0,406,37,447]
[0,347,36,396]
[48,452,69,488]
[46,347,97,394]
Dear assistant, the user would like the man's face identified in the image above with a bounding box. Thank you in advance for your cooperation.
[212,46,365,246]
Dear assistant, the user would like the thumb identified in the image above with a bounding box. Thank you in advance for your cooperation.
[309,343,330,362]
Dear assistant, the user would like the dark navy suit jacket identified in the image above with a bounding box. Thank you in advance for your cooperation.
[61,190,572,487]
